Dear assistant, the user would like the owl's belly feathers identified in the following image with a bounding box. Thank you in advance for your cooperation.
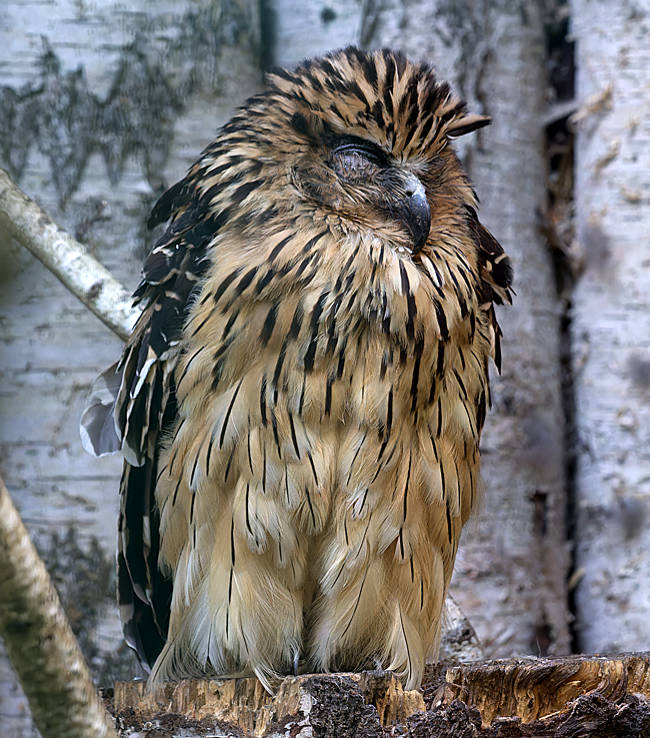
[150,282,484,690]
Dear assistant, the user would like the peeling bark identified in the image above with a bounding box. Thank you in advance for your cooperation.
[110,656,650,737]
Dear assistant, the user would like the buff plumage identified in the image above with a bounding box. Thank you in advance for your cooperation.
[82,47,512,691]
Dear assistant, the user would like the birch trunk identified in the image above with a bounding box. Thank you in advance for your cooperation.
[0,3,261,735]
[0,476,117,738]
[271,0,571,657]
[570,0,650,652]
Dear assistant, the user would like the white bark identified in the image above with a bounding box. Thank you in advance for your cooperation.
[0,169,139,341]
[0,2,261,734]
[272,0,571,658]
[571,0,650,651]
[270,0,361,66]
[10,0,650,730]
[0,476,118,738]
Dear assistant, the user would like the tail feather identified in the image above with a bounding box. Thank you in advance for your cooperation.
[118,454,173,670]
[80,154,235,672]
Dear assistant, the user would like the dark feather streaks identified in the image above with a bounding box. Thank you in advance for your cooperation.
[106,46,514,679]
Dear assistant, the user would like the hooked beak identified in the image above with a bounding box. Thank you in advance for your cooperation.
[400,173,431,252]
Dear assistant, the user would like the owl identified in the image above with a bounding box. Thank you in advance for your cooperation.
[82,47,512,691]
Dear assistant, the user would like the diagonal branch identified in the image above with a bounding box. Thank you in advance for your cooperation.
[0,168,139,341]
[0,474,118,738]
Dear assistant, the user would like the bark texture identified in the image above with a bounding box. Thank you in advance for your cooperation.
[0,2,261,735]
[271,0,571,658]
[0,168,139,341]
[570,0,650,651]
[0,475,117,738]
[110,656,650,737]
[3,0,650,733]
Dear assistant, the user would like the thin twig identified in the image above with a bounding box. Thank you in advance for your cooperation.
[0,474,118,738]
[0,168,139,341]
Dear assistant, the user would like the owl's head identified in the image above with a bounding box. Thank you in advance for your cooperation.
[267,48,490,252]
[200,48,489,256]
[184,47,510,318]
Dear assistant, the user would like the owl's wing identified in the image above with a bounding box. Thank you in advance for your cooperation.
[465,204,513,375]
[81,173,218,669]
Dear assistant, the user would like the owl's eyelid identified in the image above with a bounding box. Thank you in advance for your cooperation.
[332,139,387,166]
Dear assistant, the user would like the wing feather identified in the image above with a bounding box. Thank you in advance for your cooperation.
[81,178,220,669]
[464,205,513,373]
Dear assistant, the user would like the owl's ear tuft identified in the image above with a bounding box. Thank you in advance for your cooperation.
[446,113,491,138]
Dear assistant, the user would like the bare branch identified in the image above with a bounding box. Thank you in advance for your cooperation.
[0,475,118,738]
[0,168,139,341]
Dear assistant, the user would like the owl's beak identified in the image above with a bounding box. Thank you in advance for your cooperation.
[401,173,431,252]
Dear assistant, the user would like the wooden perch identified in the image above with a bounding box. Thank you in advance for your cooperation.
[112,655,650,737]
[0,474,118,738]
[0,167,139,341]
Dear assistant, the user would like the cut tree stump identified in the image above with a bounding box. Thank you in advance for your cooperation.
[110,654,650,737]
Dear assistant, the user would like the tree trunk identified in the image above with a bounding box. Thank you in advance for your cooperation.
[270,0,571,658]
[110,656,650,736]
[0,475,117,738]
[6,0,650,733]
[0,3,261,735]
[570,0,650,652]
